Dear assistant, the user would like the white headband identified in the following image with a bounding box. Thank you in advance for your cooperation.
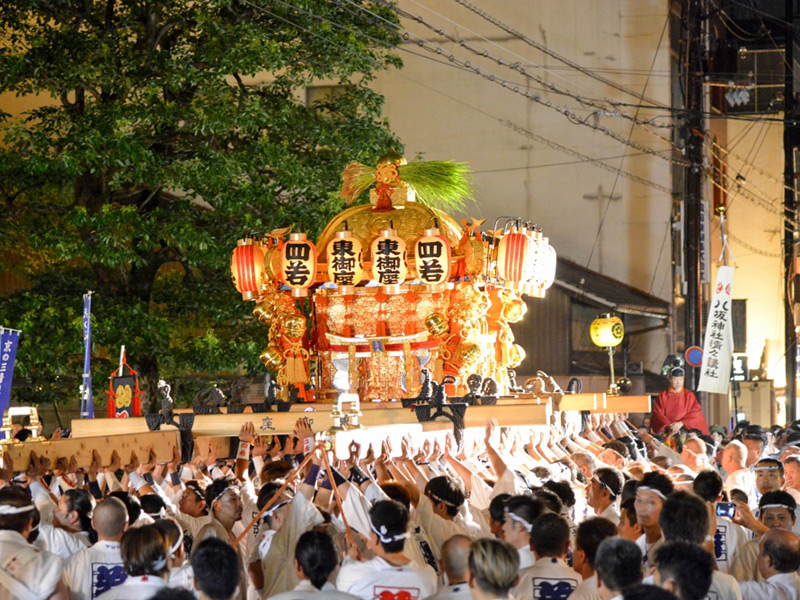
[211,484,239,506]
[151,555,168,572]
[754,465,782,472]
[169,527,184,558]
[593,475,618,498]
[370,522,409,544]
[0,504,34,516]
[637,486,667,500]
[760,503,795,512]
[428,492,460,508]
[264,499,291,517]
[505,509,533,533]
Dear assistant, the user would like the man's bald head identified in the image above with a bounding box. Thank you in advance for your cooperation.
[92,496,129,540]
[441,534,472,583]
[759,528,800,577]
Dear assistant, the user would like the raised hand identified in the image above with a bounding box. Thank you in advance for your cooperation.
[88,450,102,480]
[239,422,256,444]
[108,450,121,473]
[253,436,268,458]
[167,446,181,472]
[124,451,140,475]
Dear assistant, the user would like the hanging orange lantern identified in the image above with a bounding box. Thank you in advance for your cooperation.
[371,223,407,290]
[281,233,317,297]
[230,238,268,301]
[327,228,363,294]
[415,224,451,289]
[496,226,533,290]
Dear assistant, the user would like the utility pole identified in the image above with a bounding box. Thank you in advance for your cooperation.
[785,0,798,419]
[684,0,705,391]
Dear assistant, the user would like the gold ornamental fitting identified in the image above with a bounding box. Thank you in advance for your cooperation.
[377,150,408,167]
[424,313,449,337]
[289,232,308,242]
[283,315,307,338]
[253,302,275,325]
[259,346,283,371]
[382,284,403,295]
[422,227,440,237]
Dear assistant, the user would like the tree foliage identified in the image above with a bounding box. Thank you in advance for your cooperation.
[0,0,402,408]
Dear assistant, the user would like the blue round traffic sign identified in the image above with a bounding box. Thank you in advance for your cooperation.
[685,346,703,367]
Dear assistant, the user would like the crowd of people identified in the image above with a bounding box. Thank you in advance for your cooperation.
[1,396,799,600]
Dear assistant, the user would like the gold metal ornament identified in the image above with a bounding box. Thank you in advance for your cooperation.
[508,344,526,368]
[424,313,449,337]
[283,315,307,338]
[253,302,275,325]
[458,342,482,366]
[259,346,284,371]
[503,297,528,323]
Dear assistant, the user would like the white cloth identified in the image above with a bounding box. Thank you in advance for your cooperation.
[517,547,536,571]
[739,572,800,600]
[635,535,664,574]
[707,571,743,600]
[415,495,469,560]
[260,492,325,598]
[712,516,750,574]
[725,470,757,507]
[513,557,581,600]
[35,522,90,561]
[168,564,200,598]
[336,556,438,600]
[63,540,126,600]
[729,538,762,583]
[95,574,167,600]
[567,575,600,600]
[269,579,363,600]
[423,582,472,600]
[28,480,57,524]
[0,530,64,600]
[597,504,620,526]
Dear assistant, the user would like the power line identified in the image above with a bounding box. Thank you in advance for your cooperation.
[236,0,674,196]
[449,0,670,109]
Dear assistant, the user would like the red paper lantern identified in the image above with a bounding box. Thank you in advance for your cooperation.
[497,227,533,289]
[230,239,267,301]
[281,233,317,297]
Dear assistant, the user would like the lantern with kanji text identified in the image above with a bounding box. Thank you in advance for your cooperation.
[415,224,451,290]
[371,224,407,291]
[327,228,364,294]
[281,233,317,297]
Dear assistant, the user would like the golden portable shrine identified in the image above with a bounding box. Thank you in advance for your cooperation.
[230,153,558,404]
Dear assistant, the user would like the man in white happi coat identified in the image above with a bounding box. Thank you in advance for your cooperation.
[501,496,543,571]
[191,537,242,600]
[514,513,580,600]
[657,489,742,600]
[0,487,67,600]
[269,530,361,600]
[96,525,171,600]
[64,496,130,600]
[594,538,642,600]
[424,535,472,600]
[652,541,714,600]
[337,499,438,600]
[568,517,618,600]
[692,469,749,574]
[730,490,797,583]
[739,528,800,600]
[586,469,622,526]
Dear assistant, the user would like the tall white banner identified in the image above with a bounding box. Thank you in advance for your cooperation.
[698,266,735,394]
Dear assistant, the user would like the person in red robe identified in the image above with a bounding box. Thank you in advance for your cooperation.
[650,367,709,436]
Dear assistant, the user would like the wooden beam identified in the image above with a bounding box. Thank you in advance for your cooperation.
[71,402,551,438]
[0,430,181,470]
[592,395,651,414]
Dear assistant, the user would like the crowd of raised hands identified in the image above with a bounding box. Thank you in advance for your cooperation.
[1,411,799,600]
